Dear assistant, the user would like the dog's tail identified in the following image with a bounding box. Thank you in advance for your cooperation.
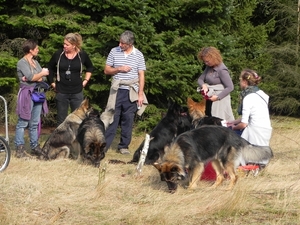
[100,109,115,130]
[239,145,273,166]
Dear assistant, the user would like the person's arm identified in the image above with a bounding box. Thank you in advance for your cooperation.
[18,60,48,82]
[104,64,131,75]
[217,67,234,99]
[82,51,93,87]
[47,50,60,89]
[137,70,145,107]
[232,122,248,130]
[197,67,209,92]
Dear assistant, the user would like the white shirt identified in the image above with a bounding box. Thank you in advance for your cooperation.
[241,90,272,146]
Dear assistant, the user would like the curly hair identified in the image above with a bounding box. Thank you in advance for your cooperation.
[197,46,223,66]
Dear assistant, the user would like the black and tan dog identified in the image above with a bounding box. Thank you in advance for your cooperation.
[187,97,224,128]
[40,98,91,160]
[130,102,188,165]
[77,108,113,167]
[154,125,273,193]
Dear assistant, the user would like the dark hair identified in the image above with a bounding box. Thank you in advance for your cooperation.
[240,69,262,86]
[22,39,38,54]
[120,30,135,45]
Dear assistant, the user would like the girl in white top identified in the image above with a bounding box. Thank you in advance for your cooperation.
[227,69,272,146]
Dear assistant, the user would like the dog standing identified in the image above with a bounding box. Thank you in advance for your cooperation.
[40,99,91,160]
[77,108,113,167]
[154,125,273,193]
[130,102,185,165]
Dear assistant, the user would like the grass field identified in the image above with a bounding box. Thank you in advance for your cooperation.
[0,116,300,225]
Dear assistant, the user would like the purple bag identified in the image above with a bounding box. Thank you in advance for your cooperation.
[31,91,46,103]
[31,81,49,103]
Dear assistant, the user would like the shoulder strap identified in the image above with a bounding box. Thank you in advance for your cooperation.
[56,51,83,82]
[255,93,268,105]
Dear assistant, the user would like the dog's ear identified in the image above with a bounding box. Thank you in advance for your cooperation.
[164,145,171,154]
[171,164,186,180]
[153,162,161,172]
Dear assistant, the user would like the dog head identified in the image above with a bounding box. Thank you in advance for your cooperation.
[83,142,106,167]
[187,97,206,121]
[74,98,93,119]
[87,108,100,118]
[153,161,186,193]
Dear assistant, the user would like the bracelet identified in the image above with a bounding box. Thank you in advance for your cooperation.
[84,79,89,82]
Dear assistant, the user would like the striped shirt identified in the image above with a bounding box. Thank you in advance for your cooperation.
[106,46,146,90]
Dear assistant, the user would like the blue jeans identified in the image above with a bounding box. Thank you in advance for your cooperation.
[15,101,43,149]
[105,89,137,151]
[55,91,83,125]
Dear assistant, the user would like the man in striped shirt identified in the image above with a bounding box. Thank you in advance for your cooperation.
[104,30,146,154]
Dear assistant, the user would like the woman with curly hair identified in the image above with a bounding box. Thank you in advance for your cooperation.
[197,46,234,121]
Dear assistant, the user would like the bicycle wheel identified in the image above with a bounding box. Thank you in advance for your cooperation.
[0,136,11,172]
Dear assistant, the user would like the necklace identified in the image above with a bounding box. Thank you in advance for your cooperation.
[24,56,36,68]
[65,51,77,60]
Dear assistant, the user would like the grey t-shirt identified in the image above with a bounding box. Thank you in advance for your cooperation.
[17,58,44,86]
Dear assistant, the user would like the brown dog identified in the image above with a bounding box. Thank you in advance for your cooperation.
[187,97,206,126]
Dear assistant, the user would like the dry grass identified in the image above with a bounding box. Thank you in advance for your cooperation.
[1,116,300,225]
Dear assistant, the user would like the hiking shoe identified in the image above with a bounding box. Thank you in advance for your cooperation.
[119,148,130,154]
[15,145,26,158]
[31,144,43,157]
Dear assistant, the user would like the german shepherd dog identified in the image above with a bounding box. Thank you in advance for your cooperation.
[76,108,113,167]
[154,125,273,193]
[193,116,224,128]
[187,97,206,124]
[187,97,224,128]
[130,102,187,165]
[40,98,91,160]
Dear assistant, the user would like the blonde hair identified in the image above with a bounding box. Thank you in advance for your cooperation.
[64,33,83,51]
[240,69,262,86]
[197,46,223,66]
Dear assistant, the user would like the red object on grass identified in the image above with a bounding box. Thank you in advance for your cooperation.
[238,164,260,171]
[200,161,216,181]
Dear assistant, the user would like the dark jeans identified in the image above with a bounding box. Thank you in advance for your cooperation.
[55,91,83,126]
[105,89,137,151]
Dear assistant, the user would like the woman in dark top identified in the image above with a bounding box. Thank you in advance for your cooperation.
[47,32,94,125]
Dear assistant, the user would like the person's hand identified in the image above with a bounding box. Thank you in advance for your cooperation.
[226,121,235,128]
[21,76,27,82]
[118,65,131,73]
[137,94,144,109]
[201,84,208,93]
[209,95,219,102]
[42,68,49,76]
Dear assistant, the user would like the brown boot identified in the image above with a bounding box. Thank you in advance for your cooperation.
[31,144,43,157]
[15,145,26,158]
